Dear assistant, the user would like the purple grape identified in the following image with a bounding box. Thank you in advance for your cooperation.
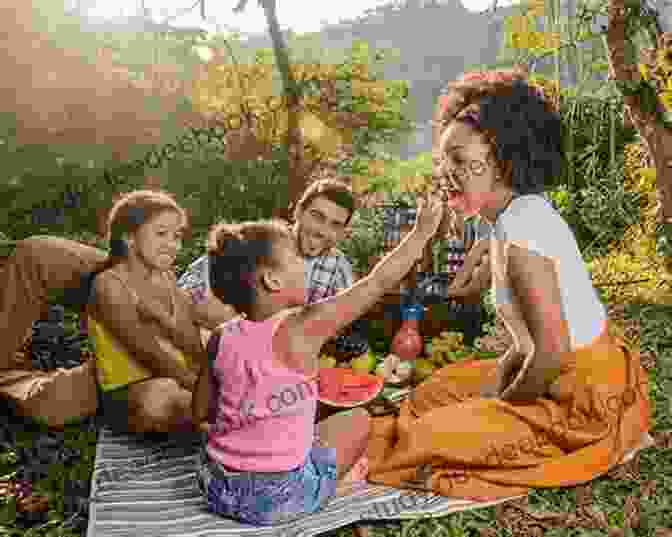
[14,480,33,498]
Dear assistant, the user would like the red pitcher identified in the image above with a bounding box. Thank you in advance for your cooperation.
[391,303,424,362]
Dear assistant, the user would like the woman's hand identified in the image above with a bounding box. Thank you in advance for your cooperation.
[447,239,491,298]
[496,346,526,394]
[481,347,519,398]
[481,342,534,398]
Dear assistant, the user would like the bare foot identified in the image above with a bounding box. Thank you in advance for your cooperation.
[341,455,369,484]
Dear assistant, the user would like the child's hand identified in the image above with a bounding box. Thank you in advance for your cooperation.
[412,194,444,240]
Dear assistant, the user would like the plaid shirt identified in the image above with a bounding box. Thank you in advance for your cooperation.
[303,247,354,303]
[177,255,211,306]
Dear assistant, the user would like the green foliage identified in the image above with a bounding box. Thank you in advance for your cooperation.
[337,207,386,276]
[617,78,672,129]
[337,187,425,277]
[0,26,413,283]
[656,222,672,259]
[554,94,640,260]
[497,0,617,100]
[386,151,433,193]
[569,170,642,260]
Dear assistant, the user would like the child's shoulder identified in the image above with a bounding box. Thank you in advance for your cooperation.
[274,306,314,340]
[213,315,247,337]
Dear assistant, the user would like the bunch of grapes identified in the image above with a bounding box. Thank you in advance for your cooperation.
[30,305,88,371]
[424,331,471,368]
[6,427,94,530]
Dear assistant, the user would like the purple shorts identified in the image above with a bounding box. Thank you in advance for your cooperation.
[196,442,338,526]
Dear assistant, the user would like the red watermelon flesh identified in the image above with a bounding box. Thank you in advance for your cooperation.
[319,368,383,405]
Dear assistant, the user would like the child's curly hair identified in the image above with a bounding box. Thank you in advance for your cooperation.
[207,219,296,316]
[432,68,563,196]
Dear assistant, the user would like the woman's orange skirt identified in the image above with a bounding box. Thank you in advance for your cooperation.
[366,323,650,501]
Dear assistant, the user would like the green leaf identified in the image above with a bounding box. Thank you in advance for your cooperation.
[615,80,642,96]
[0,498,16,526]
[591,61,609,73]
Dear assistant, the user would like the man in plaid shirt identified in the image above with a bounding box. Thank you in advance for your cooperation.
[178,179,369,355]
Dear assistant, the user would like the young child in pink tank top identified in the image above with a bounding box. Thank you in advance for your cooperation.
[192,197,444,526]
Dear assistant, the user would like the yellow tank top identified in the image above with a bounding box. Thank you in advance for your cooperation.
[89,270,194,392]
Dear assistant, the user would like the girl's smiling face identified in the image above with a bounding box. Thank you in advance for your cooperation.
[130,210,185,272]
[433,119,502,218]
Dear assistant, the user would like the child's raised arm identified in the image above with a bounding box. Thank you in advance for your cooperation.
[289,196,444,355]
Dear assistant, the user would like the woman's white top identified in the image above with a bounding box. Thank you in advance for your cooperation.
[491,194,607,349]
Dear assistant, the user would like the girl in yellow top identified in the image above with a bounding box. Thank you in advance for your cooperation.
[86,190,207,433]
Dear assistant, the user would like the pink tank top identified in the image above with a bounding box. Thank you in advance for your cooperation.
[206,311,319,472]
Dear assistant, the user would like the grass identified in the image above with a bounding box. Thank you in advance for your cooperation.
[1,302,671,537]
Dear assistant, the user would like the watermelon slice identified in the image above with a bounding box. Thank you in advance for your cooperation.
[318,368,384,408]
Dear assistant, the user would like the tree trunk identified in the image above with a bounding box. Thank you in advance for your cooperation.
[260,0,305,222]
[606,0,672,223]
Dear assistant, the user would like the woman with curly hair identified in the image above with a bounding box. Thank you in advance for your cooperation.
[365,70,651,501]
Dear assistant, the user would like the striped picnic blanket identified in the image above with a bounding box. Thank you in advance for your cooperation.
[86,426,654,537]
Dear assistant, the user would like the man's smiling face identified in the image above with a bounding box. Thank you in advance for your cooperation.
[295,195,351,258]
